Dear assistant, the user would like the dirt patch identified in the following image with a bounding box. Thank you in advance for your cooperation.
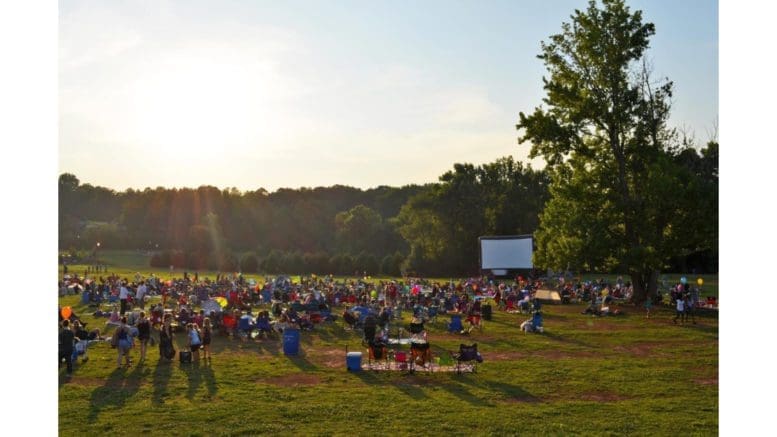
[504,395,542,403]
[314,348,348,368]
[612,343,661,357]
[487,350,597,361]
[694,378,718,385]
[257,373,322,386]
[577,392,630,402]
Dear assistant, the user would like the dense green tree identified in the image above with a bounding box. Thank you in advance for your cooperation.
[335,205,384,254]
[240,253,259,273]
[397,158,548,276]
[516,0,717,302]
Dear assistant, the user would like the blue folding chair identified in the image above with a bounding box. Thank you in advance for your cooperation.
[448,314,463,333]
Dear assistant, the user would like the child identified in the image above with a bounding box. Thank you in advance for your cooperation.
[673,295,685,324]
[114,317,133,367]
[186,323,203,362]
[644,298,652,319]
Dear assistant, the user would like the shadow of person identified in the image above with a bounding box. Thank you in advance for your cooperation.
[88,367,142,422]
[201,363,218,398]
[184,360,203,400]
[152,357,173,405]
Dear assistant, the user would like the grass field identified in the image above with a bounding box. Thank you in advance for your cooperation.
[58,254,718,435]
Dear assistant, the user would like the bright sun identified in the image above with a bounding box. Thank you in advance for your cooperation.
[129,55,263,153]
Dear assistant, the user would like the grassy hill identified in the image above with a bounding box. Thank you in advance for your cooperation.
[58,282,718,435]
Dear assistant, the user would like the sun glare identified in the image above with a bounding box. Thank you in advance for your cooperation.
[129,55,263,153]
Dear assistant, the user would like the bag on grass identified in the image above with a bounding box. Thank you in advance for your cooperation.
[179,351,192,363]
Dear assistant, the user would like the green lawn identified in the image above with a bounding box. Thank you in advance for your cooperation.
[58,273,718,435]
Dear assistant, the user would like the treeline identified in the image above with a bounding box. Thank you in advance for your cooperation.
[58,156,551,276]
[148,249,405,277]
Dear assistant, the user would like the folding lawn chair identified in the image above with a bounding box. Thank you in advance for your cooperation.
[450,343,482,374]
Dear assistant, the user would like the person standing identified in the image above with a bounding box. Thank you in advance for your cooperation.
[673,295,685,324]
[202,318,212,361]
[684,292,696,325]
[114,317,133,367]
[136,281,147,310]
[159,314,175,362]
[186,323,203,362]
[644,297,653,319]
[136,311,151,362]
[119,282,130,315]
[59,320,75,377]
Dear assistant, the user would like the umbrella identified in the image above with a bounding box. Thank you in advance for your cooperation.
[214,296,228,308]
[201,299,222,315]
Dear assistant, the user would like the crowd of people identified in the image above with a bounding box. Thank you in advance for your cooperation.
[58,271,710,376]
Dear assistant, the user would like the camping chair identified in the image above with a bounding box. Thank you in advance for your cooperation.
[448,314,463,333]
[426,306,439,325]
[255,312,274,338]
[450,343,482,374]
[393,350,409,371]
[409,322,425,335]
[238,315,255,340]
[410,341,432,372]
[367,339,389,370]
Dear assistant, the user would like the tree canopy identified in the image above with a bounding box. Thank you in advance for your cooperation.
[516,0,718,301]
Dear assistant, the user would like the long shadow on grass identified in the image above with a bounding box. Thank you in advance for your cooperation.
[314,324,352,342]
[352,370,428,400]
[285,351,318,372]
[88,366,143,422]
[541,330,596,349]
[182,361,202,400]
[201,363,217,397]
[456,375,541,403]
[152,358,173,405]
[439,379,492,406]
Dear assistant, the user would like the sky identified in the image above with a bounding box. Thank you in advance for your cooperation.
[59,0,718,192]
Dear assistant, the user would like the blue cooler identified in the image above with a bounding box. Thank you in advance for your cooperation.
[346,352,362,371]
[283,328,300,356]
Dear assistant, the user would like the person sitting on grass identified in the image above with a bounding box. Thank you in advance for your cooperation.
[273,312,291,333]
[72,320,98,364]
[106,305,121,327]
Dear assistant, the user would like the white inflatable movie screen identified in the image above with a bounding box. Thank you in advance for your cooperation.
[480,237,533,269]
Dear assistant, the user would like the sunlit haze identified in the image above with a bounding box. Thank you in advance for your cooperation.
[59,0,718,192]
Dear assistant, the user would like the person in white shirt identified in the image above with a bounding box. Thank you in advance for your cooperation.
[136,282,147,310]
[119,283,130,315]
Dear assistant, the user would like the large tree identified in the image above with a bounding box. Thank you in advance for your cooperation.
[517,0,717,303]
